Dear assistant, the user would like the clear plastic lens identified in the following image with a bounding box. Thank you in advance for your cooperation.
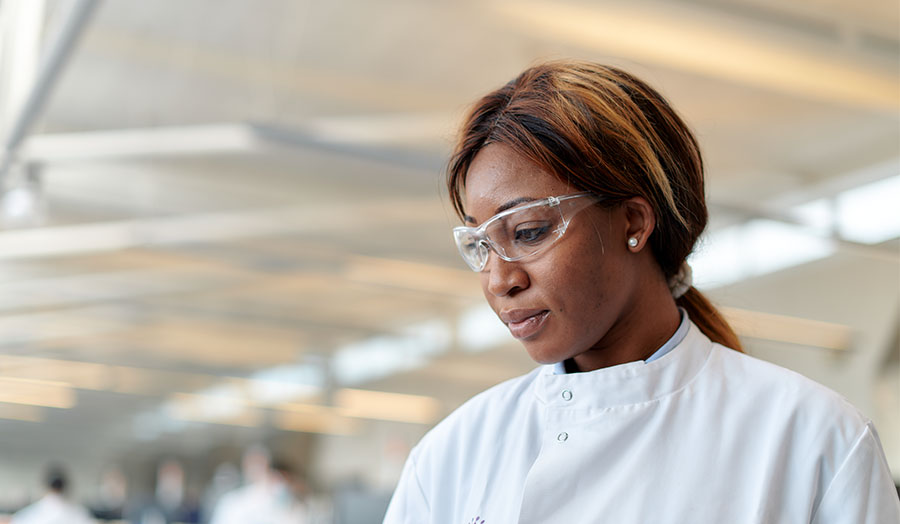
[452,192,598,272]
[453,228,488,271]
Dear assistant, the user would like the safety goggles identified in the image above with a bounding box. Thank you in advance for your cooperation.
[452,192,601,272]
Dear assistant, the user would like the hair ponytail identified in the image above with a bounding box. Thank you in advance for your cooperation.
[676,287,743,351]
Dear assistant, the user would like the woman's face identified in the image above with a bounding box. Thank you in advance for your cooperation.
[463,143,644,366]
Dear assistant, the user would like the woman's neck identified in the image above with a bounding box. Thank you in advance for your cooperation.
[571,284,681,372]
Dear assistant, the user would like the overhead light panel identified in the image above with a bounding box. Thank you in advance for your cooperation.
[21,124,259,162]
[332,318,451,385]
[458,303,514,353]
[690,219,836,289]
[493,0,898,111]
[274,410,360,436]
[163,392,261,427]
[333,388,441,425]
[790,174,900,246]
[834,175,900,244]
[0,377,75,408]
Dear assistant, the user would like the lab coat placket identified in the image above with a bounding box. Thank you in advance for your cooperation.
[517,378,585,522]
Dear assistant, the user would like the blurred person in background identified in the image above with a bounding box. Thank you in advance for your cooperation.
[10,463,93,524]
[269,459,310,522]
[384,60,900,523]
[200,462,241,523]
[209,445,308,524]
[88,466,128,520]
[126,458,199,524]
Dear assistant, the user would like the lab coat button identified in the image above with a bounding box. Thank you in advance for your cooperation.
[557,432,568,442]
[561,389,573,401]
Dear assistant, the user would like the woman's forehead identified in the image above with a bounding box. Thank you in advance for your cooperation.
[463,144,572,221]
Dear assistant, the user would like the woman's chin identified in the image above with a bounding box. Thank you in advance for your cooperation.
[522,343,569,365]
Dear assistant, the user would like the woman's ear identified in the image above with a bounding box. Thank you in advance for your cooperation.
[622,197,656,252]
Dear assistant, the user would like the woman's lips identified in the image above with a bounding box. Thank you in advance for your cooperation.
[502,309,550,339]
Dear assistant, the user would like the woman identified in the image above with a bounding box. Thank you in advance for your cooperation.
[383,61,899,523]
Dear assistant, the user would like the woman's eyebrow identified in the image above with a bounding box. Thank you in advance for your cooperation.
[464,197,537,225]
[496,197,536,214]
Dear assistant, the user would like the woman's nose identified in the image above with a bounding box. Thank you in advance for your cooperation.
[483,251,529,297]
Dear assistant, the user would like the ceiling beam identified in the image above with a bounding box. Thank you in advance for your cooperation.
[21,121,445,171]
[0,0,100,183]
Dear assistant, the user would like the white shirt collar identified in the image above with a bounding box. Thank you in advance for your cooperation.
[537,317,712,410]
[551,308,689,375]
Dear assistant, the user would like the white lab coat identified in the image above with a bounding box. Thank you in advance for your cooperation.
[210,482,308,524]
[10,493,94,524]
[384,321,900,523]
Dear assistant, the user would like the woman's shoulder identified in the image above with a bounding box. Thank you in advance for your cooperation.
[706,343,899,519]
[706,342,870,438]
[711,343,854,398]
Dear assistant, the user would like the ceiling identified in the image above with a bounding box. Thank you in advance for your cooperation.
[0,0,897,495]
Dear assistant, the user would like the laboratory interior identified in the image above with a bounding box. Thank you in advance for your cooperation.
[0,0,897,522]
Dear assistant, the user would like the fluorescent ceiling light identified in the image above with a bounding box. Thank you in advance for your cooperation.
[458,304,514,352]
[332,319,451,385]
[0,206,318,260]
[742,220,836,275]
[0,0,44,132]
[276,388,441,425]
[0,355,112,391]
[0,354,229,396]
[0,199,418,260]
[0,377,75,408]
[21,124,259,161]
[274,410,360,436]
[493,0,898,111]
[790,174,900,245]
[690,219,836,288]
[0,181,42,227]
[836,175,900,244]
[247,364,323,405]
[332,336,429,385]
[20,117,450,163]
[164,392,261,427]
[333,388,441,425]
[790,198,834,237]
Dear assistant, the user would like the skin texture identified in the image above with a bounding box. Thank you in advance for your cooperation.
[463,143,681,371]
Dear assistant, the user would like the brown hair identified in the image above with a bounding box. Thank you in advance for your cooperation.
[447,60,742,351]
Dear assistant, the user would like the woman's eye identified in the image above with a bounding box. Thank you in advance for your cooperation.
[514,223,551,244]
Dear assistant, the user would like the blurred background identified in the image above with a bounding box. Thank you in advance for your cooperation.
[0,0,897,522]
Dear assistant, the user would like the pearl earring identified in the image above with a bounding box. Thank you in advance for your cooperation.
[628,237,639,248]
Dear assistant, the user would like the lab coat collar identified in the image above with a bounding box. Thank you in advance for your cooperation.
[535,321,713,410]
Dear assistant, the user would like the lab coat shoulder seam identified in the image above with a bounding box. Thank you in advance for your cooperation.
[807,421,876,522]
[407,446,432,516]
